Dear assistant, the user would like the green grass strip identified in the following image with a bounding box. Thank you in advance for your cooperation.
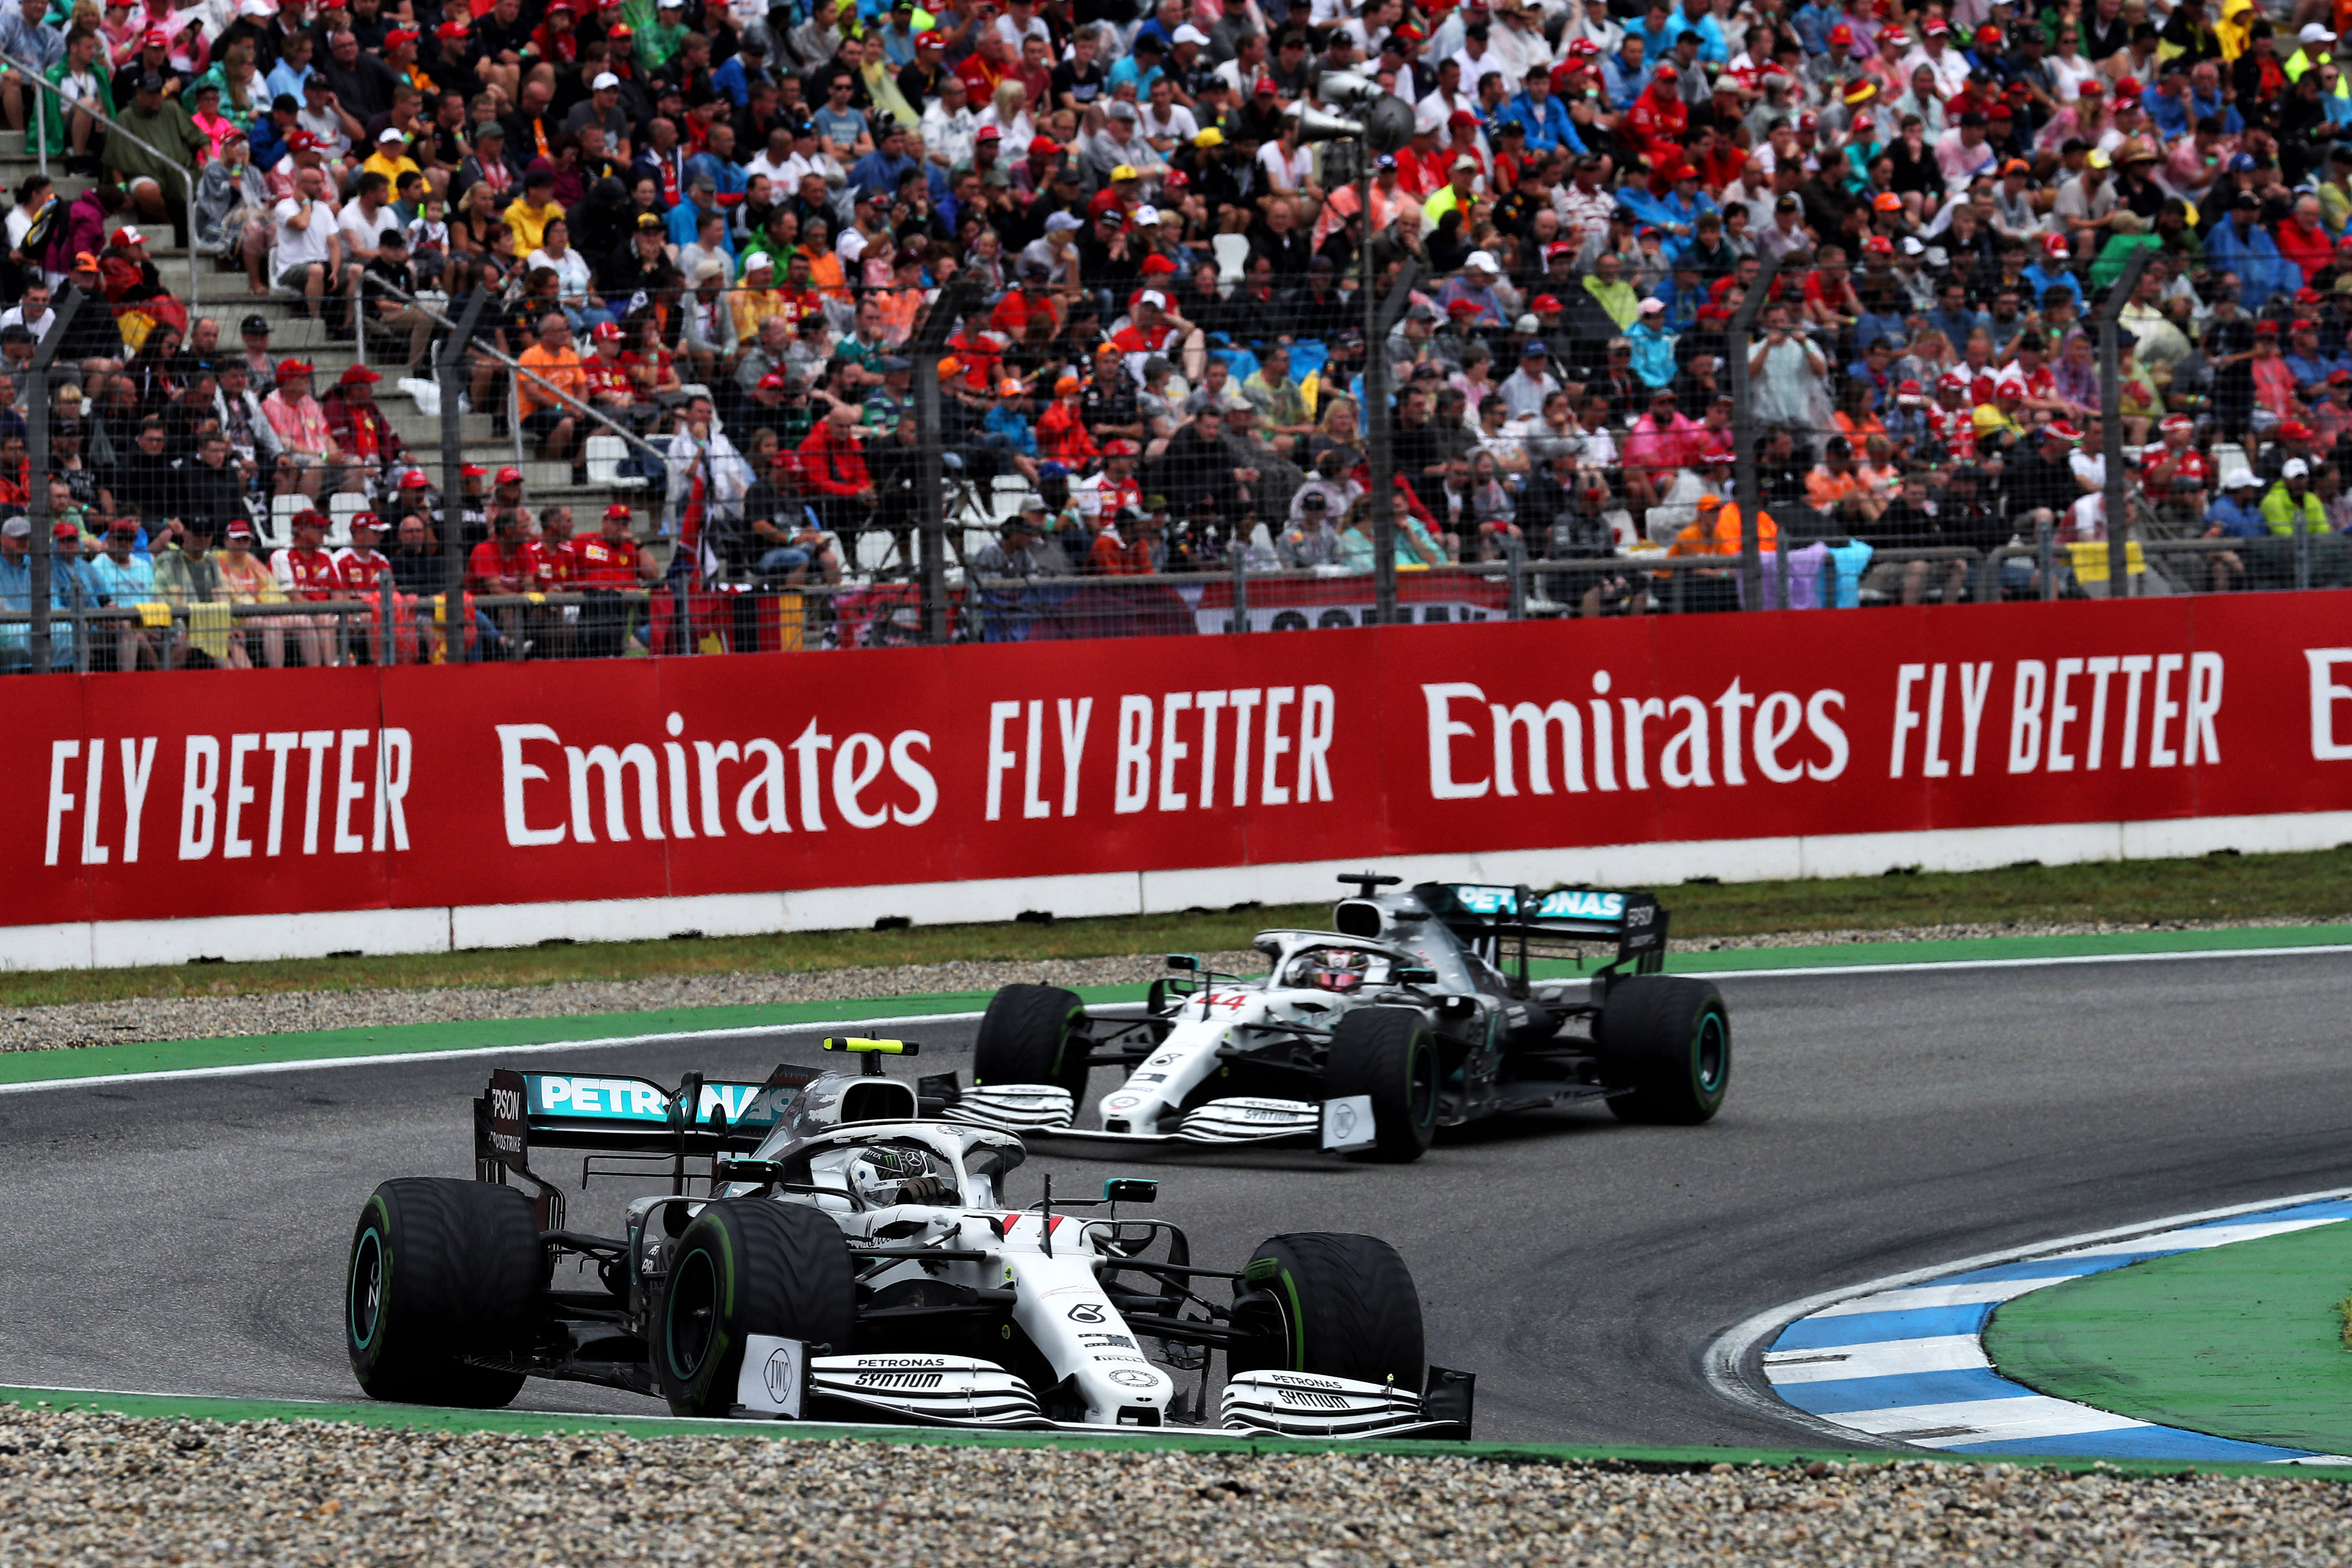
[1987,1222,2352,1456]
[8,925,2351,1089]
[6,1385,2349,1478]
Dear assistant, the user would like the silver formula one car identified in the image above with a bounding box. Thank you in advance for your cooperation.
[940,873,1730,1162]
[344,1039,1472,1437]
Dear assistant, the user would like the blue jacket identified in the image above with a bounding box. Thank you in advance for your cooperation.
[1615,183,1716,234]
[685,150,748,197]
[2020,262,2084,312]
[2204,493,2267,539]
[2203,215,2299,306]
[1626,320,1678,389]
[0,548,72,665]
[1648,273,1710,332]
[666,197,734,255]
[1602,51,1652,105]
[1497,91,1581,154]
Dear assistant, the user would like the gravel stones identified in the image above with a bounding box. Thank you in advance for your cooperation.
[3,1406,2349,1566]
[0,952,1267,1054]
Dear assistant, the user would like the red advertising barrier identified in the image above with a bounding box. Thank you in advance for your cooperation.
[13,594,2352,929]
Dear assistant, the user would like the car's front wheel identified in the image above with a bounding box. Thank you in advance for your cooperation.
[345,1177,542,1407]
[1325,1005,1439,1161]
[1228,1233,1426,1389]
[655,1199,855,1418]
[973,982,1093,1102]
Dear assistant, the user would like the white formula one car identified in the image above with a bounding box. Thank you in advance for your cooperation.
[939,873,1730,1161]
[344,1039,1472,1436]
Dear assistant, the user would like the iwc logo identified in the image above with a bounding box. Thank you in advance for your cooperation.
[762,1348,796,1403]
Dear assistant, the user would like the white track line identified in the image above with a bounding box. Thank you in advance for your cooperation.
[5,938,2344,1096]
[1679,942,2352,981]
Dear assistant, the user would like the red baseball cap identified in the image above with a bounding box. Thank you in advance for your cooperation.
[398,470,431,488]
[2280,420,2314,441]
[1449,108,1477,126]
[604,502,633,520]
[435,19,469,37]
[495,465,523,483]
[1254,76,1278,95]
[142,25,167,45]
[1029,135,1060,156]
[1923,15,1949,34]
[383,27,417,46]
[462,464,488,478]
[757,372,787,390]
[1653,62,1678,80]
[1531,293,1562,311]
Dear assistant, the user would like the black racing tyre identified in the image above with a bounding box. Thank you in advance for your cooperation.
[1229,1233,1426,1390]
[1596,975,1731,1125]
[1324,1005,1438,1162]
[973,982,1093,1101]
[656,1199,855,1418]
[345,1177,542,1408]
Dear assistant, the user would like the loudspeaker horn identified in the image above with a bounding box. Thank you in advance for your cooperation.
[1289,104,1367,143]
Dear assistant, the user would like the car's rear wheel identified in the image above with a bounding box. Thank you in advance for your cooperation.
[973,983,1093,1102]
[656,1199,855,1418]
[346,1177,542,1407]
[1597,975,1731,1124]
[1324,1005,1438,1161]
[1228,1233,1426,1389]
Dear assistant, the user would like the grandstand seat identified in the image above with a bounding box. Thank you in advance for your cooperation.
[853,530,898,573]
[327,491,366,547]
[585,433,646,488]
[1211,233,1250,287]
[268,492,306,548]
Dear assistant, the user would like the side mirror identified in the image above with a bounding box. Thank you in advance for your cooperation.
[1394,966,1437,986]
[1103,1177,1158,1205]
[1165,952,1200,971]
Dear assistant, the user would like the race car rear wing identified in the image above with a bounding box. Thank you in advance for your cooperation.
[472,1039,943,1226]
[1413,882,1669,985]
[474,1061,821,1227]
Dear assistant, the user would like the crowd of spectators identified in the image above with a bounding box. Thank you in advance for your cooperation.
[7,0,2352,666]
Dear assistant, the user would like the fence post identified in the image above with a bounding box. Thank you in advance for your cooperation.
[1506,538,1524,620]
[2037,514,2055,600]
[1363,258,1424,627]
[905,276,979,645]
[1230,539,1247,633]
[25,283,85,674]
[1725,252,1780,609]
[438,287,492,659]
[2095,248,2150,598]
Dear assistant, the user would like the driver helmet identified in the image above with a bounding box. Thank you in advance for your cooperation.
[851,1143,940,1200]
[1313,949,1371,995]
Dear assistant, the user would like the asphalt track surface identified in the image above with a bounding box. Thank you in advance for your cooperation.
[1,952,2347,1446]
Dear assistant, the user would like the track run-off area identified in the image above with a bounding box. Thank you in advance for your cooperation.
[1,932,2349,1456]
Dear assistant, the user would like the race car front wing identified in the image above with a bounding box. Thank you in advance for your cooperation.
[733,1340,1474,1438]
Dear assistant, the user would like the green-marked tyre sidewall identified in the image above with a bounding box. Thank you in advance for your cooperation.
[664,1219,739,1409]
[347,1194,394,1375]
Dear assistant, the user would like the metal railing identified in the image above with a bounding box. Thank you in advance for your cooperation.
[353,269,675,480]
[1,46,201,302]
[13,540,2347,670]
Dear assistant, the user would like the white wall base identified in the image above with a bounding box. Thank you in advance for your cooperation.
[13,811,2350,972]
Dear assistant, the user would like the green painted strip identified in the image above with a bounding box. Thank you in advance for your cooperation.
[6,924,2348,1090]
[6,1385,2350,1478]
[1986,1222,2352,1457]
[0,984,1146,1087]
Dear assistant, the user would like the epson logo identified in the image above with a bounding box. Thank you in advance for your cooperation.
[1276,1389,1351,1409]
[489,1086,524,1122]
[855,1371,944,1390]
